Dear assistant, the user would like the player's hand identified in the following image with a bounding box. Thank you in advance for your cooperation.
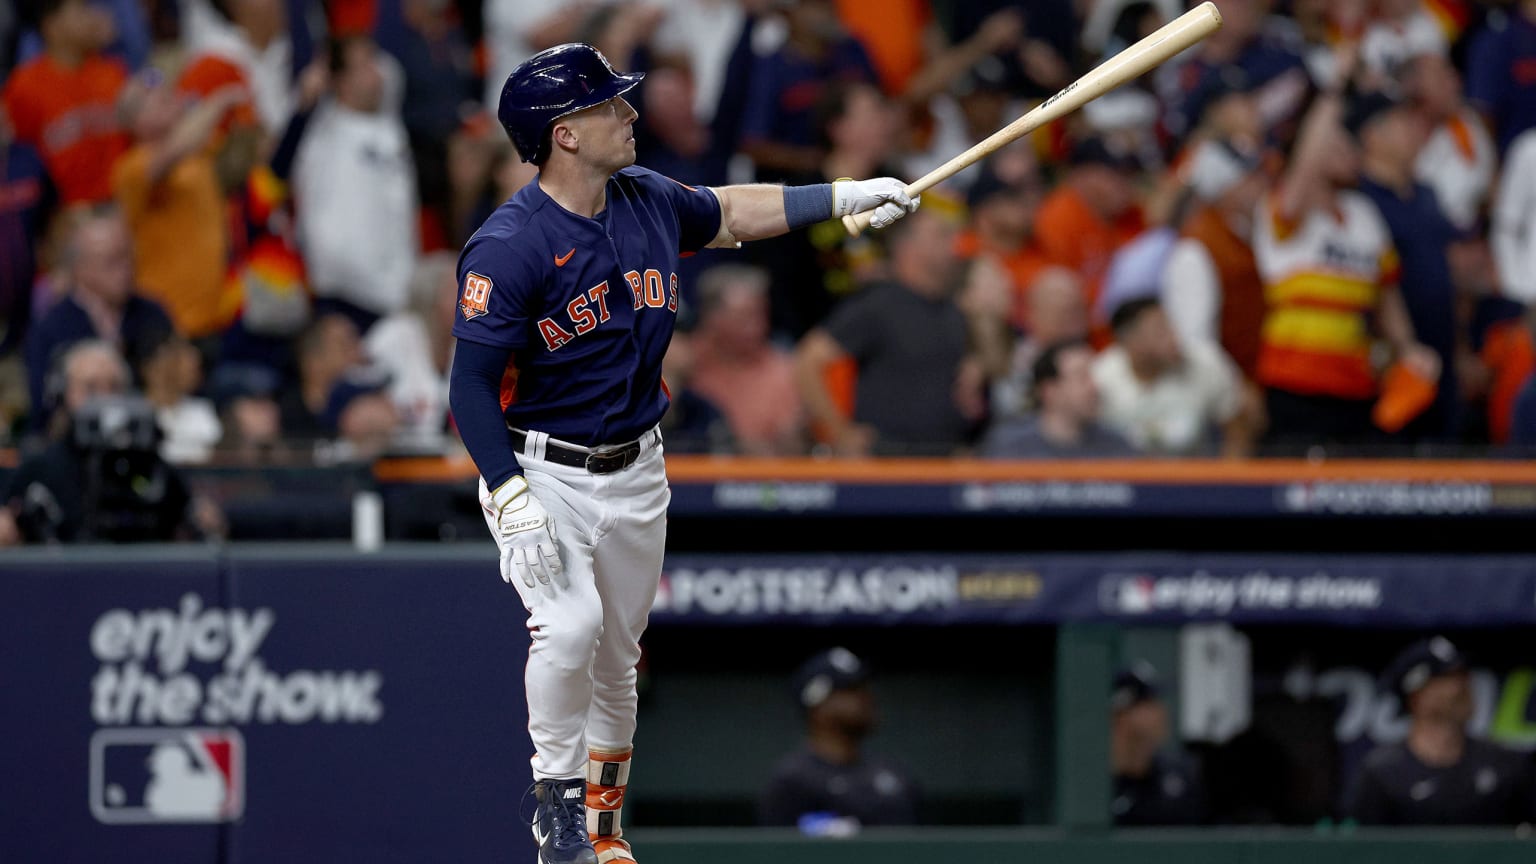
[490,476,566,591]
[833,177,921,229]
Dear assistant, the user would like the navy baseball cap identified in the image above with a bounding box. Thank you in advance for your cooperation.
[1345,91,1406,137]
[1111,662,1161,712]
[324,368,392,432]
[1382,636,1468,701]
[792,647,868,709]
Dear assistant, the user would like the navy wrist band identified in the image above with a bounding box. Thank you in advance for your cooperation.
[783,183,834,229]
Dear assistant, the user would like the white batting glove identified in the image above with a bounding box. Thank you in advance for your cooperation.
[833,177,921,229]
[490,476,566,591]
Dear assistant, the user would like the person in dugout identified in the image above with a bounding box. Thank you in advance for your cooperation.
[1348,637,1536,825]
[759,647,918,830]
[1110,663,1206,825]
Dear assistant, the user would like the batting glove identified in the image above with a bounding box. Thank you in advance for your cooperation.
[490,475,566,591]
[833,177,921,229]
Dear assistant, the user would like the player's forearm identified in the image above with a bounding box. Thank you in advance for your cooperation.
[713,183,793,242]
[448,339,524,490]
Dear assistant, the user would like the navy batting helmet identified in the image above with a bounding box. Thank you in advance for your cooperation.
[497,43,645,164]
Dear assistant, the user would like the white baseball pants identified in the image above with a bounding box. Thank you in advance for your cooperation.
[478,427,669,780]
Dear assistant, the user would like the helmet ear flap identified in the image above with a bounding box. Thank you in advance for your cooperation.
[532,125,554,166]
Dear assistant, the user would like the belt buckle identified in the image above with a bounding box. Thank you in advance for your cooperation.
[585,441,640,474]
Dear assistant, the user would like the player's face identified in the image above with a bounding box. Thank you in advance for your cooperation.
[817,686,876,738]
[1414,672,1473,726]
[568,96,639,172]
[1113,700,1170,767]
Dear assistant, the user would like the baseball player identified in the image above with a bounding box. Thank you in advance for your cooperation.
[447,43,919,864]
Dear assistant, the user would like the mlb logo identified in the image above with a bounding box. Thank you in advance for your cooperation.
[461,272,492,320]
[1100,575,1155,614]
[90,728,244,824]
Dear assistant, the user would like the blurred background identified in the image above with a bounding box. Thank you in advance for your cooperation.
[1,0,1534,861]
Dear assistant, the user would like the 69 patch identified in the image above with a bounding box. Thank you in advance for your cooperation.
[460,272,493,320]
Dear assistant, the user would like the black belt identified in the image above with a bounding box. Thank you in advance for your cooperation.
[509,429,652,474]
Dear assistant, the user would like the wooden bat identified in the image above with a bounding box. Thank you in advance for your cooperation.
[841,1,1224,237]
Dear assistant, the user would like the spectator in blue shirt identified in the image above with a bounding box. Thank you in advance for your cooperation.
[1352,92,1462,441]
[1465,0,1536,153]
[739,0,878,182]
[24,206,172,431]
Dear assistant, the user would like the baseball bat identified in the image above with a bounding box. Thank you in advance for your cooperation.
[841,0,1223,237]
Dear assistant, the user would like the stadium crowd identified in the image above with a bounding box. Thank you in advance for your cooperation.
[2,0,1535,475]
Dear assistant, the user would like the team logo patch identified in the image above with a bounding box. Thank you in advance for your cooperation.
[90,727,244,824]
[461,272,493,320]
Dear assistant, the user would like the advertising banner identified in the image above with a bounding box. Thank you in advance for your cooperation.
[0,550,535,864]
[2,554,225,864]
[668,479,1536,518]
[654,553,1536,628]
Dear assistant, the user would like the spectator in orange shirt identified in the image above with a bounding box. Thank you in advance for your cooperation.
[2,0,129,204]
[112,74,248,340]
[689,265,807,457]
[955,162,1048,332]
[1033,136,1145,316]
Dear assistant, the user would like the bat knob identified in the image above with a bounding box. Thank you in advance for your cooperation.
[840,213,865,238]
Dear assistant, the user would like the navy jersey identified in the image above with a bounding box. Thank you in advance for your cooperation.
[453,166,722,446]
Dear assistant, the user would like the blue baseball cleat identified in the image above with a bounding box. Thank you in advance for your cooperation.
[531,778,598,864]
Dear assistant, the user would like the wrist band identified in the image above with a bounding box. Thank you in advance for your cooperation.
[783,183,834,229]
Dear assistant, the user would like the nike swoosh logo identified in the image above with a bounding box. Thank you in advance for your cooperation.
[554,248,575,267]
[533,824,550,846]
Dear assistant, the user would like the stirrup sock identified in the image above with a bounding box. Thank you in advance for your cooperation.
[586,748,634,863]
